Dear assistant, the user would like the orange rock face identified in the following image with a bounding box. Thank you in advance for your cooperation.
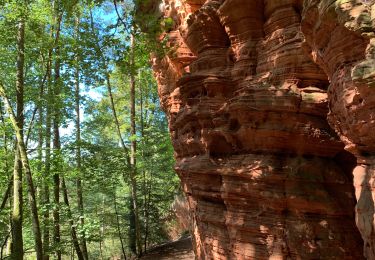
[151,0,375,259]
[302,1,375,259]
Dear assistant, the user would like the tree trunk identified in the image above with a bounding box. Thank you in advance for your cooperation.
[0,179,11,213]
[139,72,149,252]
[61,178,85,260]
[1,234,9,260]
[11,18,26,260]
[5,196,11,259]
[129,31,142,256]
[74,15,89,260]
[0,103,12,258]
[52,10,63,260]
[43,53,53,260]
[0,87,44,259]
[113,189,127,260]
[11,149,23,259]
[99,194,105,260]
[144,173,152,252]
[0,101,11,214]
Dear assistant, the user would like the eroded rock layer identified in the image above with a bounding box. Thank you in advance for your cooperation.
[151,0,374,259]
[301,1,375,258]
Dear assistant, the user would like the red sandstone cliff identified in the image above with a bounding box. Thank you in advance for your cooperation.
[149,0,375,259]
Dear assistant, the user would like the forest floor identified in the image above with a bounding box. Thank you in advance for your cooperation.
[140,236,195,260]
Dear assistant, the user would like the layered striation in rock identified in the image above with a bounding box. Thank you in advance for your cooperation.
[150,0,375,259]
[302,1,375,258]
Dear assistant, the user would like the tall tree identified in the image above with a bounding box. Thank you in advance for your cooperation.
[11,16,25,260]
[42,129,50,260]
[129,30,142,256]
[52,5,62,258]
[43,46,53,260]
[74,13,89,260]
[0,85,44,259]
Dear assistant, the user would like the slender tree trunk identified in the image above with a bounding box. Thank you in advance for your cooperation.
[43,55,53,260]
[141,86,156,252]
[128,197,136,254]
[0,179,11,212]
[52,79,61,259]
[18,134,44,260]
[52,74,62,258]
[139,70,144,138]
[11,18,26,260]
[0,158,11,256]
[113,189,127,260]
[0,87,44,259]
[61,178,85,260]
[99,194,105,260]
[11,149,23,259]
[0,102,11,214]
[74,15,89,260]
[142,148,148,250]
[1,234,9,260]
[129,31,142,256]
[99,242,103,260]
[43,122,50,260]
[6,193,11,258]
[139,73,149,252]
[144,174,152,251]
[0,105,11,257]
[52,10,63,260]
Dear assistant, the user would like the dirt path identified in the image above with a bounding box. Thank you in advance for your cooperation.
[140,236,195,260]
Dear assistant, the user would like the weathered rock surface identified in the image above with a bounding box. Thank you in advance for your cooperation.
[301,1,375,258]
[151,0,375,259]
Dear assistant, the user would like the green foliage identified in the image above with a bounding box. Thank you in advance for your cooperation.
[0,0,182,259]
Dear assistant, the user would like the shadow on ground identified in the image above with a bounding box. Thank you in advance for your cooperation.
[140,236,195,260]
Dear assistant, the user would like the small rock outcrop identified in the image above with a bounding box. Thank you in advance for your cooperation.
[150,0,375,259]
